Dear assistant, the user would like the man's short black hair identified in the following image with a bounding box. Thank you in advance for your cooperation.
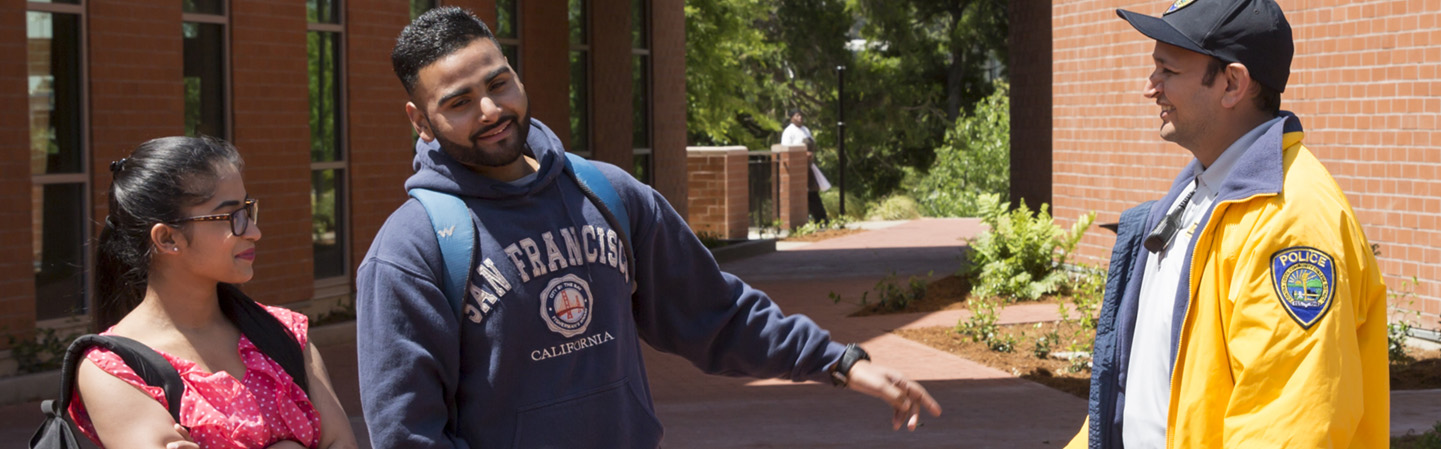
[787,109,802,118]
[1201,57,1282,115]
[391,6,502,95]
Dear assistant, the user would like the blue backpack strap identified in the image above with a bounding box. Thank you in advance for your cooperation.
[408,188,475,315]
[562,153,630,239]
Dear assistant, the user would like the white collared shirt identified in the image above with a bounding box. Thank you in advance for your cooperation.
[1122,116,1283,447]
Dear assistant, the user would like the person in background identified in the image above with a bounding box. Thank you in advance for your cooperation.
[782,108,832,223]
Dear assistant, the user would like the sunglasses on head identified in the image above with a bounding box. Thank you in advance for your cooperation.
[172,198,258,236]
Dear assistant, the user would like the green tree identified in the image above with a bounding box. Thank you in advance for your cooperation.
[684,0,787,150]
[914,81,1010,217]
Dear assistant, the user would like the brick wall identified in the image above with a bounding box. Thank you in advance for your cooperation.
[0,0,33,343]
[231,0,315,305]
[686,147,748,240]
[772,144,809,229]
[1049,0,1441,325]
[346,0,413,281]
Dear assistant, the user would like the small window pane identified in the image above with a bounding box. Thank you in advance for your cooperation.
[632,55,649,149]
[309,31,342,162]
[569,51,588,153]
[183,0,224,15]
[183,22,227,139]
[631,0,647,49]
[34,183,86,320]
[633,154,651,185]
[569,0,586,45]
[312,169,346,279]
[410,0,436,20]
[501,44,519,78]
[307,0,340,24]
[27,12,83,175]
[496,0,517,39]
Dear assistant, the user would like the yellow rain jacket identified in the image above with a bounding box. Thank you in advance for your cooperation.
[1067,113,1389,448]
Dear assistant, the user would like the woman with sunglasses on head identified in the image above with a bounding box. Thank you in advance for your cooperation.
[67,136,357,449]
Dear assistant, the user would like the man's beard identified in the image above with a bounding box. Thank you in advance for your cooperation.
[432,112,533,168]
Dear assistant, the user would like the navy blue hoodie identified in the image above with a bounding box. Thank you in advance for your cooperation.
[356,119,845,449]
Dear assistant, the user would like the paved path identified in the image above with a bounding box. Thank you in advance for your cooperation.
[2,218,1438,447]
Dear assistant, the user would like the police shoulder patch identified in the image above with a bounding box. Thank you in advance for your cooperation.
[1269,246,1336,330]
[1165,0,1196,15]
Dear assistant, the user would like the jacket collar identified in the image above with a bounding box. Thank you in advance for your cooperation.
[1146,111,1304,229]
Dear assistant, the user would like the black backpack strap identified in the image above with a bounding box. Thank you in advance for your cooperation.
[217,284,310,394]
[32,335,183,449]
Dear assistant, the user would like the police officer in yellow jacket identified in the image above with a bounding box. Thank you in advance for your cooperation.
[1067,0,1389,447]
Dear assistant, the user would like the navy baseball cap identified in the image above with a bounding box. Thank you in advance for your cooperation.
[1117,0,1293,92]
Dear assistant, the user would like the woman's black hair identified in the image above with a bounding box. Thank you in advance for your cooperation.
[93,136,244,331]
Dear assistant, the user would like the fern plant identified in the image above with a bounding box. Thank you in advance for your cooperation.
[965,193,1096,301]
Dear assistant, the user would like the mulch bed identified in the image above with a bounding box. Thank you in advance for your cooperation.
[866,275,1441,397]
[783,227,866,242]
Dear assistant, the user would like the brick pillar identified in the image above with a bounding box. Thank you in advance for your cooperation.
[651,0,687,216]
[686,146,748,240]
[231,0,314,305]
[1009,0,1051,211]
[346,0,414,280]
[519,0,570,150]
[772,144,808,229]
[589,0,633,170]
[0,0,33,341]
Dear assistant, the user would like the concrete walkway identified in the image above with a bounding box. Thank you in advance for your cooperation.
[1,218,1437,447]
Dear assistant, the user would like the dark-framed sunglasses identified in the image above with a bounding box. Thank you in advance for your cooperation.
[173,198,258,236]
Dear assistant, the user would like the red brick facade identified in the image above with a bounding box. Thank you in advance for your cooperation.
[1,0,688,351]
[0,0,33,337]
[1038,1,1441,324]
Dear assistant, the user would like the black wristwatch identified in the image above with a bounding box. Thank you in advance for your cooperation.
[829,343,870,387]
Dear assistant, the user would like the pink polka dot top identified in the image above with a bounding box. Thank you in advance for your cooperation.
[68,305,322,449]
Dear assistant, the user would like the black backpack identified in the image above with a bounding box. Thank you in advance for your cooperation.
[29,286,310,449]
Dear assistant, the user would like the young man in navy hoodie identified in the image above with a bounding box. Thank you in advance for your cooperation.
[355,7,941,448]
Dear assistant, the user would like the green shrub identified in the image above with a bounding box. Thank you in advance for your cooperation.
[1389,276,1422,364]
[1061,265,1106,355]
[1394,421,1441,449]
[820,189,870,221]
[966,193,1096,301]
[788,216,851,238]
[833,270,928,313]
[914,81,1010,217]
[866,194,922,221]
[7,327,76,374]
[956,297,1015,352]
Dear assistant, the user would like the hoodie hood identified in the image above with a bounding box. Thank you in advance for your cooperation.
[406,118,567,200]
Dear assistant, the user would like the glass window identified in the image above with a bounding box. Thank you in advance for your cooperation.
[496,0,517,39]
[309,30,342,162]
[569,0,589,155]
[569,51,588,155]
[310,169,346,279]
[632,55,649,150]
[630,0,651,182]
[183,0,224,15]
[410,0,436,20]
[27,12,82,175]
[27,6,87,320]
[33,184,86,320]
[307,0,340,24]
[497,0,520,75]
[183,21,227,139]
[309,7,347,281]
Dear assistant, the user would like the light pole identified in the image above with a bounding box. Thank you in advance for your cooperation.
[836,65,846,217]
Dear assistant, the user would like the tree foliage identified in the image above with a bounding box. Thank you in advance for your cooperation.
[685,0,1008,201]
[915,81,1010,217]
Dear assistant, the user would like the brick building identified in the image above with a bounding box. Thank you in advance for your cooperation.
[1,0,686,360]
[1012,0,1441,327]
